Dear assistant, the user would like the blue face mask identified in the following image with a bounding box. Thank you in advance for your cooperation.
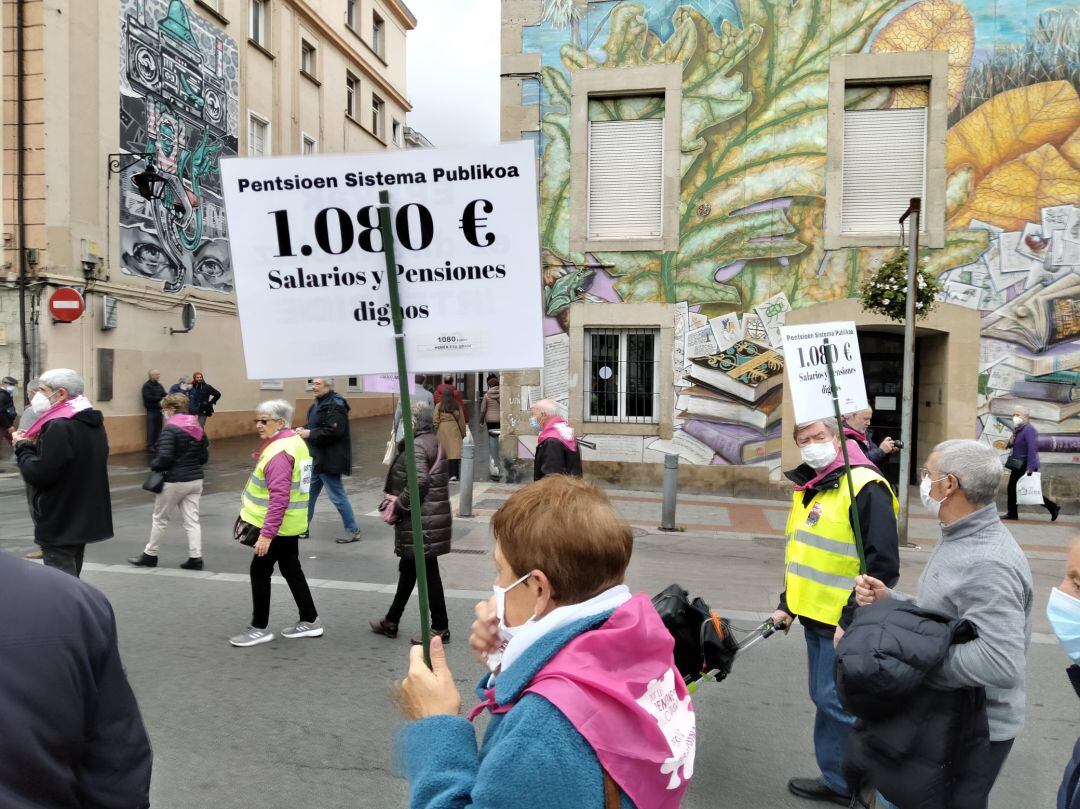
[1047,587,1080,663]
[529,417,542,431]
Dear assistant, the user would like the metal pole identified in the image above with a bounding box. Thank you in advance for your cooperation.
[659,453,678,531]
[459,431,475,517]
[378,190,432,668]
[897,197,921,546]
[824,337,866,573]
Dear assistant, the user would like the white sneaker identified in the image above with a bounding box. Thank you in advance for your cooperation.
[281,617,323,639]
[229,626,274,647]
[489,461,499,476]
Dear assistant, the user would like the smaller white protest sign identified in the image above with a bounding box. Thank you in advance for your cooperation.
[779,321,868,424]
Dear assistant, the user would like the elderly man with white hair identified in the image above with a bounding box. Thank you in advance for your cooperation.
[856,439,1033,807]
[530,398,582,481]
[12,368,113,577]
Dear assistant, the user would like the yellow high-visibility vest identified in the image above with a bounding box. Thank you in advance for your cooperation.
[784,465,898,625]
[240,433,313,537]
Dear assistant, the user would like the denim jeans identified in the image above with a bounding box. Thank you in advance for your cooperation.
[805,626,856,794]
[307,473,358,533]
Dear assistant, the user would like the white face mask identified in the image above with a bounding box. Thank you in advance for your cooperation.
[800,441,837,470]
[488,572,536,671]
[1012,416,1024,428]
[1047,587,1080,664]
[920,474,949,518]
[30,391,52,415]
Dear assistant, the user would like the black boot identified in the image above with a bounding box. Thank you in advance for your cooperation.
[180,557,204,570]
[127,553,157,568]
[369,619,399,639]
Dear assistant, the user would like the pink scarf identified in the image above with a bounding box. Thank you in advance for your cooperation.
[167,413,204,441]
[491,595,696,808]
[538,416,577,452]
[794,439,874,491]
[842,425,867,443]
[24,395,92,439]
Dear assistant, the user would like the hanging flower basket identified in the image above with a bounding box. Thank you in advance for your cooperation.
[860,250,941,322]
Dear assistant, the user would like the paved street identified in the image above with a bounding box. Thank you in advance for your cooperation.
[0,414,1074,808]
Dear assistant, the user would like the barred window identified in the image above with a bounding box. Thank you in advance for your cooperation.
[584,328,659,423]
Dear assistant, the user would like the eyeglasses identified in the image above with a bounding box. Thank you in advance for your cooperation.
[254,418,274,425]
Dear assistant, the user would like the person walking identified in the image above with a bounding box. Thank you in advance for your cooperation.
[1004,403,1060,521]
[434,388,467,482]
[479,373,501,478]
[190,371,221,428]
[230,400,322,647]
[370,401,451,644]
[12,369,113,578]
[0,552,152,808]
[1050,538,1080,809]
[531,399,582,480]
[141,369,166,451]
[297,377,361,544]
[434,374,464,409]
[128,392,209,571]
[393,375,433,442]
[17,378,39,432]
[855,439,1033,808]
[0,375,17,459]
[771,418,899,806]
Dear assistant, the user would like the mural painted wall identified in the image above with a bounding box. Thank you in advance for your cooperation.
[521,0,1080,475]
[119,0,239,294]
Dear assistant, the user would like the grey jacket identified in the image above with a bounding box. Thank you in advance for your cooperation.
[895,503,1033,740]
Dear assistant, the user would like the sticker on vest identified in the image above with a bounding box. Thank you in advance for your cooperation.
[805,502,823,528]
[635,668,696,790]
[298,459,313,494]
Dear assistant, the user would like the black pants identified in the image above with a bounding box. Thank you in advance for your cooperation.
[42,544,85,578]
[447,459,461,479]
[957,738,1014,808]
[249,536,318,629]
[146,410,162,450]
[1006,464,1057,517]
[386,556,448,629]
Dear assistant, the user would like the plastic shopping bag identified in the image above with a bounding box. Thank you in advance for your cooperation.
[1016,472,1044,506]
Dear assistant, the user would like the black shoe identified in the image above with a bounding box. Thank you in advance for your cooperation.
[369,619,399,639]
[298,531,310,539]
[127,553,158,568]
[787,778,852,806]
[1051,504,1061,522]
[411,628,450,645]
[1000,513,1019,521]
[180,557,204,570]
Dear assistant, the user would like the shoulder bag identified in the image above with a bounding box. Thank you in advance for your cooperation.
[142,470,165,494]
[233,516,261,547]
[1004,456,1024,472]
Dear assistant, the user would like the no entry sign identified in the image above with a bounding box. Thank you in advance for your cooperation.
[779,321,868,424]
[48,287,85,323]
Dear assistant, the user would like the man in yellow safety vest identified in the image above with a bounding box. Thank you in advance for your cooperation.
[771,417,900,806]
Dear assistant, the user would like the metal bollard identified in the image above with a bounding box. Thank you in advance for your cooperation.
[659,453,678,531]
[459,432,475,517]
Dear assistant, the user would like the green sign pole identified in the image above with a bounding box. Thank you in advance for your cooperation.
[378,189,432,667]
[822,336,866,574]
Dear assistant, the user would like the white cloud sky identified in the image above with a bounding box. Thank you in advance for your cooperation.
[405,0,501,148]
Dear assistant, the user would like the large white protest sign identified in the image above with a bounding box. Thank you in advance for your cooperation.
[779,321,868,424]
[219,141,543,379]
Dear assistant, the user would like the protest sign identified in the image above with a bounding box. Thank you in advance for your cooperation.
[219,141,544,379]
[779,321,868,424]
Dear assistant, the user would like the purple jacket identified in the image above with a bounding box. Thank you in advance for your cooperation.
[1010,422,1040,472]
[259,429,298,539]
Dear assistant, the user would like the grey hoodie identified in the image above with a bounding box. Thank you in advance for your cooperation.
[895,503,1033,740]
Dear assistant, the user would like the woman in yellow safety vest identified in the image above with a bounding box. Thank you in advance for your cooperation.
[229,399,323,648]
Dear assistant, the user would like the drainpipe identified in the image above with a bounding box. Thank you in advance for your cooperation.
[15,0,30,393]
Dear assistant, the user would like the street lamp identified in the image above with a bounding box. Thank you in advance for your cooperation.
[106,153,166,202]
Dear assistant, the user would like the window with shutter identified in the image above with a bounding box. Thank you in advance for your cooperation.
[587,118,664,241]
[841,106,927,234]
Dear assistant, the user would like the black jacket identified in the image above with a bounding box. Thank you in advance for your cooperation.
[304,392,352,476]
[1062,666,1080,809]
[534,436,583,480]
[141,380,166,411]
[838,599,991,809]
[0,554,151,808]
[151,423,209,483]
[778,461,900,631]
[15,409,113,547]
[0,387,16,428]
[190,381,221,416]
[385,428,451,559]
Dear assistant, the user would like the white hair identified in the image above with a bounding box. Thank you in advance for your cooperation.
[532,398,560,416]
[314,376,335,388]
[39,368,85,397]
[256,399,294,426]
[1011,404,1029,418]
[931,439,1003,507]
[411,400,434,431]
[795,419,839,438]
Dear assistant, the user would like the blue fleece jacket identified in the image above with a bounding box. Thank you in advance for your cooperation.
[400,612,634,809]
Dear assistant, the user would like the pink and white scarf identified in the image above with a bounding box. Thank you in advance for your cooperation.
[24,395,92,439]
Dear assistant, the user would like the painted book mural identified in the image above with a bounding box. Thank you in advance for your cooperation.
[522,0,1080,475]
[119,0,239,294]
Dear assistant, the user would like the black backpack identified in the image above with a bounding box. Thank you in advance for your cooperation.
[652,584,740,685]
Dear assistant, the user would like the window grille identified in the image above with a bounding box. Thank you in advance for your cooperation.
[584,328,660,424]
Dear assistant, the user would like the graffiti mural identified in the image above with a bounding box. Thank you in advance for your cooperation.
[120,0,238,294]
[521,0,1080,475]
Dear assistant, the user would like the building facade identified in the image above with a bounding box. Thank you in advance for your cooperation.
[500,0,1080,498]
[1,0,415,451]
